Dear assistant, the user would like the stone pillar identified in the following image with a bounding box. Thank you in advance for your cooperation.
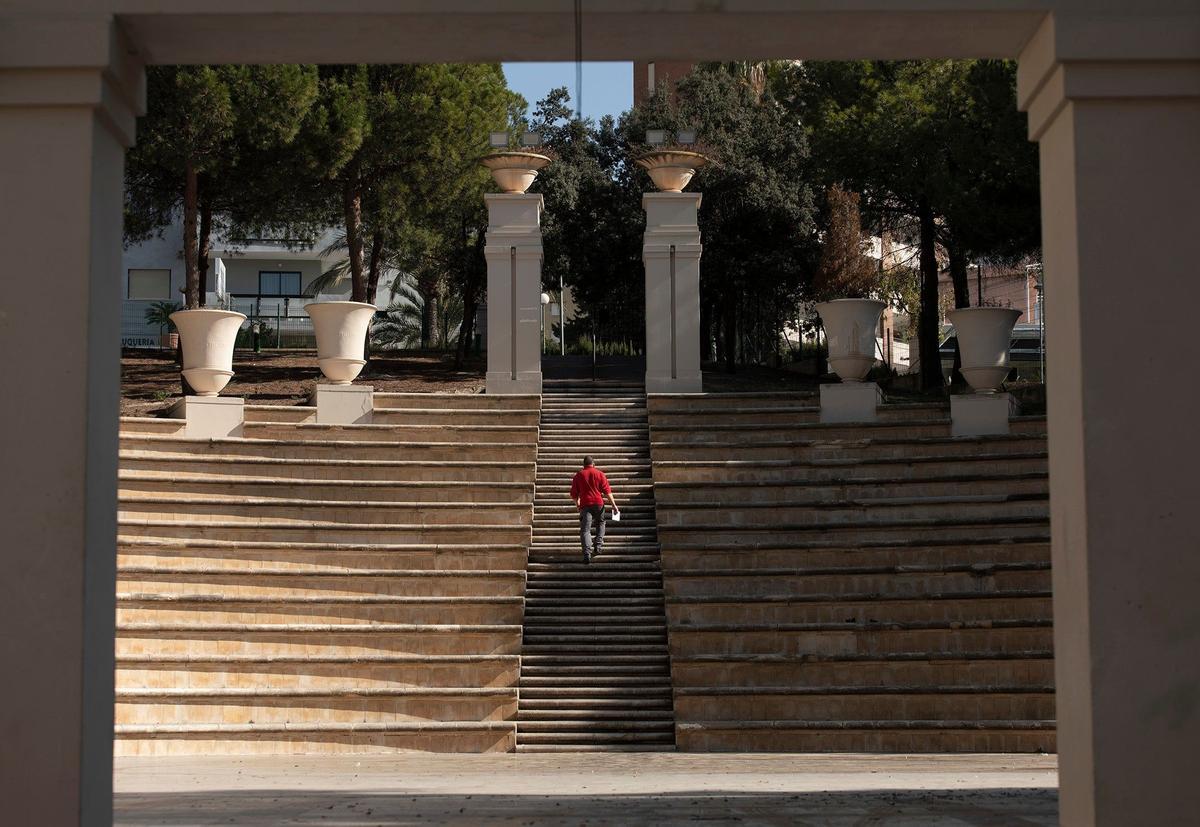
[643,193,702,393]
[484,193,544,394]
[1018,16,1200,826]
[0,19,143,826]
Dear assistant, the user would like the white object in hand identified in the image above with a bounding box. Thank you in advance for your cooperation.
[611,510,621,522]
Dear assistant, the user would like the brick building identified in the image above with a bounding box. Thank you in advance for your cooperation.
[632,60,695,107]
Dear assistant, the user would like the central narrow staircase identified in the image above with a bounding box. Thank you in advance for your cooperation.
[516,380,676,752]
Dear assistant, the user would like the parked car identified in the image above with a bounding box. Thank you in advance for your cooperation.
[940,323,1044,383]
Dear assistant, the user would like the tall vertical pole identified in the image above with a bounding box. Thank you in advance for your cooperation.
[669,244,677,380]
[510,246,517,381]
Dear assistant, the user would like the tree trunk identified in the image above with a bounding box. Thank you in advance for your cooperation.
[945,240,971,390]
[917,197,944,392]
[365,230,385,305]
[455,230,486,367]
[722,294,737,374]
[341,162,367,303]
[699,299,713,362]
[947,242,971,309]
[183,159,200,309]
[198,198,212,308]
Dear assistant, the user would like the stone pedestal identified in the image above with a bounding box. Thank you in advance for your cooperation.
[643,193,702,394]
[169,395,244,439]
[950,392,1016,436]
[484,193,543,395]
[819,382,881,423]
[314,384,373,424]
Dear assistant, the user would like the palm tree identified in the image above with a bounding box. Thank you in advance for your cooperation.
[144,300,183,350]
[371,275,465,351]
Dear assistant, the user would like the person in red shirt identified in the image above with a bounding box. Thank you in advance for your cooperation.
[569,456,620,564]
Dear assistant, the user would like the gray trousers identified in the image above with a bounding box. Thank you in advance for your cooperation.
[579,505,606,553]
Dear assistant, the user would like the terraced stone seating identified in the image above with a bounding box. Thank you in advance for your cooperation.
[115,393,538,755]
[648,392,1054,753]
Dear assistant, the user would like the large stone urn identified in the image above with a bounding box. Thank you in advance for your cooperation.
[480,151,552,194]
[816,299,886,382]
[635,149,709,193]
[306,300,376,384]
[948,307,1022,393]
[170,308,247,396]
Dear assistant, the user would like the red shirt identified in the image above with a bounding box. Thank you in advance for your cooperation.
[570,467,611,508]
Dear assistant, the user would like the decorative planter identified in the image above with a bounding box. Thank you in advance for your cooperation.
[480,151,552,194]
[634,149,709,193]
[306,301,377,384]
[160,332,179,350]
[169,308,246,396]
[948,307,1022,393]
[816,299,886,382]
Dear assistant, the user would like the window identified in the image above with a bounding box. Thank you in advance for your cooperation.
[128,268,172,300]
[258,271,302,296]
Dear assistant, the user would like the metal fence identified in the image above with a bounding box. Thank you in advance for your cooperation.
[121,298,318,350]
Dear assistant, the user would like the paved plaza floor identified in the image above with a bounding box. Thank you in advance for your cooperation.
[114,753,1058,825]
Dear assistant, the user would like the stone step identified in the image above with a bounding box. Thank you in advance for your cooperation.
[119,496,532,526]
[651,436,1047,465]
[116,625,522,658]
[674,721,1053,753]
[120,435,535,463]
[119,472,534,504]
[520,654,670,665]
[655,496,1047,529]
[242,421,539,444]
[115,721,516,756]
[120,454,535,482]
[520,676,671,687]
[521,644,671,655]
[117,538,529,573]
[518,691,676,705]
[669,653,1054,689]
[647,392,816,412]
[651,419,954,444]
[669,623,1053,658]
[660,540,1049,571]
[513,732,674,745]
[523,626,668,638]
[115,689,516,726]
[369,408,540,427]
[659,517,1049,548]
[116,655,520,692]
[666,594,1052,627]
[116,597,523,626]
[672,688,1054,723]
[118,520,531,545]
[517,710,674,721]
[524,634,668,646]
[648,403,948,426]
[663,567,1049,599]
[653,474,1048,504]
[514,744,675,753]
[116,568,524,597]
[373,392,538,410]
[521,665,670,676]
[650,453,1047,484]
[118,417,186,436]
[515,720,675,732]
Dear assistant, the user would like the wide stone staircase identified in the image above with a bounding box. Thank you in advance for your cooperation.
[114,393,538,755]
[648,392,1054,753]
[516,380,676,752]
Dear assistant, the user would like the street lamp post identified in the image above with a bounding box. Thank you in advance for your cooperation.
[540,292,550,355]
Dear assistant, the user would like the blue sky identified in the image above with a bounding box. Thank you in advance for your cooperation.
[503,62,633,124]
